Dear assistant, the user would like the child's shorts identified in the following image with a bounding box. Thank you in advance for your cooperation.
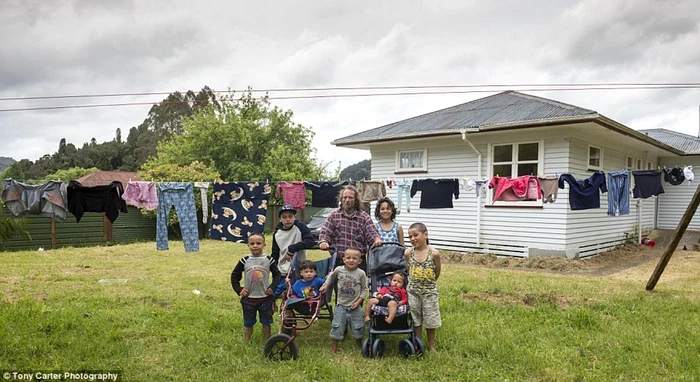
[330,305,365,340]
[241,296,274,327]
[378,295,398,307]
[408,292,441,329]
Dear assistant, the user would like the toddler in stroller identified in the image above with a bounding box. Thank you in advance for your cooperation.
[263,251,337,361]
[362,243,424,358]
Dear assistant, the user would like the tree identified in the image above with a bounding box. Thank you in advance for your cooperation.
[143,89,324,181]
[41,167,99,183]
[339,159,371,181]
[0,217,31,247]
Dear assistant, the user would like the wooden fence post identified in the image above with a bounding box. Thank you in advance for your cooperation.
[103,214,113,242]
[50,218,56,249]
[646,182,700,290]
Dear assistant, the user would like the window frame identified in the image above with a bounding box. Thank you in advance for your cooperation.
[395,149,428,173]
[626,156,633,170]
[487,140,544,207]
[636,158,643,170]
[588,144,602,171]
[647,161,653,170]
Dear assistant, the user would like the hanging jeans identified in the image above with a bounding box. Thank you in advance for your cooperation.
[607,171,630,216]
[396,182,412,214]
[156,182,200,252]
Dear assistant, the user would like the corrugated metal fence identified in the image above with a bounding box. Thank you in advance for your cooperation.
[1,204,324,251]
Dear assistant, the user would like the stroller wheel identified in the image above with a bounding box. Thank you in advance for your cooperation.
[413,337,425,356]
[398,338,416,358]
[371,338,385,359]
[361,337,372,358]
[263,334,298,361]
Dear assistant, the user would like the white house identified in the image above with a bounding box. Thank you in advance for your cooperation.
[332,91,700,258]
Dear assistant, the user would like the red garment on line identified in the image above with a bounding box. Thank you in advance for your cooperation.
[275,181,307,210]
[488,175,541,203]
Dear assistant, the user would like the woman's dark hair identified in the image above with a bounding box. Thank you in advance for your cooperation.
[374,197,397,221]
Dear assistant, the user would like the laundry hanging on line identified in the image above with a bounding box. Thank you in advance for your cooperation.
[210,181,270,243]
[1,179,69,222]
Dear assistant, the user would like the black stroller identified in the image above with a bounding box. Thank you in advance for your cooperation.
[362,243,425,358]
[263,250,337,361]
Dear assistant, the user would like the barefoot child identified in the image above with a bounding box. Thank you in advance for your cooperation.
[375,197,404,245]
[319,248,367,354]
[230,233,281,342]
[404,222,441,352]
[364,271,408,324]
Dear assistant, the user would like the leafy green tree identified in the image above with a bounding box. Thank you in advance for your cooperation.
[0,217,31,247]
[41,167,99,183]
[144,90,323,181]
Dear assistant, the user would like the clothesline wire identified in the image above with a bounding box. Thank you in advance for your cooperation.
[4,84,700,113]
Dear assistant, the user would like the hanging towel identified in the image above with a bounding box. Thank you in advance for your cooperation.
[122,181,158,210]
[488,175,541,203]
[67,181,128,223]
[2,179,69,222]
[558,172,607,210]
[193,182,211,224]
[537,175,560,203]
[210,181,271,243]
[410,178,459,208]
[275,181,307,210]
[632,170,664,198]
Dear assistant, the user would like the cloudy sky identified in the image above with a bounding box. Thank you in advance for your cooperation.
[1,0,699,170]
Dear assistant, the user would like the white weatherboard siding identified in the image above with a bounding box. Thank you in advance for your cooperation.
[369,127,572,257]
[364,123,670,258]
[564,132,656,257]
[657,156,700,230]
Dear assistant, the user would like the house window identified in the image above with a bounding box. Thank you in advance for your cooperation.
[492,142,540,178]
[626,156,633,170]
[647,161,653,170]
[396,149,427,172]
[636,158,642,170]
[588,145,601,170]
[489,141,543,206]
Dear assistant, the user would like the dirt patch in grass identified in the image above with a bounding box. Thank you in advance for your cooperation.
[462,291,592,308]
[443,244,663,275]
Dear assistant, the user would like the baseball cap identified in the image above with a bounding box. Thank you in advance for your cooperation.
[279,205,297,217]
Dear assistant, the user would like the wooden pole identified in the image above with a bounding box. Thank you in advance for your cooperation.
[646,182,700,290]
[50,218,56,249]
[103,214,113,242]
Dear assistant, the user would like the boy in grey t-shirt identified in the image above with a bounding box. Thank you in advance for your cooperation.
[319,248,367,354]
[231,233,281,342]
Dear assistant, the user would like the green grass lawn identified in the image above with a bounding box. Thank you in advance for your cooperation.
[1,240,699,381]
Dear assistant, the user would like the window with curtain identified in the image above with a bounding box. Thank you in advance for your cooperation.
[397,149,427,171]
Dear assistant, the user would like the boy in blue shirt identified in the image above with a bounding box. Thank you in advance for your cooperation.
[285,260,326,316]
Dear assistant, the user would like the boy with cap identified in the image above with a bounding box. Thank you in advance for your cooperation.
[271,205,316,310]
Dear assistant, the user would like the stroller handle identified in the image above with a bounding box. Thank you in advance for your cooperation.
[375,241,404,248]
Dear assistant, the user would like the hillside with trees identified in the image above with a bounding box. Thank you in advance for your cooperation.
[0,157,15,173]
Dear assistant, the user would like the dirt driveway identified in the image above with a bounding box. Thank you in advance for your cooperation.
[442,244,677,277]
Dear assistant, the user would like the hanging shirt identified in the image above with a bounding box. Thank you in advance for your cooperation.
[632,170,664,198]
[558,172,607,210]
[357,180,386,203]
[304,181,348,208]
[193,182,210,224]
[1,179,69,222]
[410,179,460,208]
[122,181,158,210]
[488,175,541,203]
[662,167,685,186]
[209,181,271,243]
[275,181,307,210]
[67,180,128,223]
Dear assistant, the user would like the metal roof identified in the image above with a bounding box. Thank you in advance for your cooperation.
[76,171,141,186]
[333,91,598,145]
[638,129,700,155]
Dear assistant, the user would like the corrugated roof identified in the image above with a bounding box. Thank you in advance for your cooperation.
[333,91,598,145]
[638,129,700,155]
[76,171,140,186]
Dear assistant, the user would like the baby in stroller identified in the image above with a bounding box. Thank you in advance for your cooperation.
[285,260,326,317]
[364,271,408,324]
[362,243,424,358]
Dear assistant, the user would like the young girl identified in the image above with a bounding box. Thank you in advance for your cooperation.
[404,222,441,352]
[374,197,404,246]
